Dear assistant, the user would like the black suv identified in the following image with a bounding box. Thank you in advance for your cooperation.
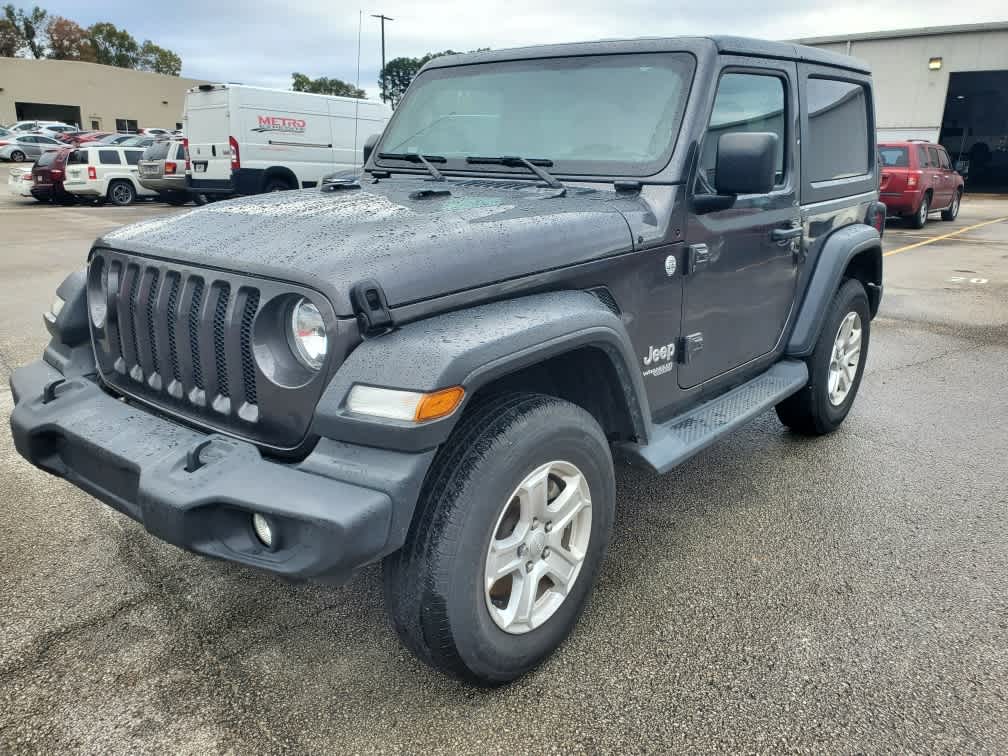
[10,37,885,685]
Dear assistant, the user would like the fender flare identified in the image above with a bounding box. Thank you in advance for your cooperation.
[312,290,652,452]
[787,224,882,357]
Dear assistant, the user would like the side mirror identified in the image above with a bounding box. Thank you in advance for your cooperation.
[363,133,380,164]
[715,132,778,196]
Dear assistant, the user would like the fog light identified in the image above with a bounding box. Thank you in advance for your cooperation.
[252,513,274,548]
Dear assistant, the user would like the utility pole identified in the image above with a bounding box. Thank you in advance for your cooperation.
[371,13,394,104]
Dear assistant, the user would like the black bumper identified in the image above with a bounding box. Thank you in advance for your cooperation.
[9,360,435,582]
[188,168,265,196]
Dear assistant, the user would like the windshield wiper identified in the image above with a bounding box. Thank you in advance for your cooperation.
[465,156,564,189]
[377,152,445,181]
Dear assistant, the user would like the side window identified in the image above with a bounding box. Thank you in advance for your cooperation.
[98,150,121,165]
[927,147,939,168]
[698,72,786,191]
[124,150,142,165]
[917,146,929,167]
[806,78,870,182]
[938,149,951,169]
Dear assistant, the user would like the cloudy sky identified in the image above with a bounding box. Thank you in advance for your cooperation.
[32,0,1008,99]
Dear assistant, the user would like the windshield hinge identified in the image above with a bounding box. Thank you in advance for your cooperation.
[351,279,394,337]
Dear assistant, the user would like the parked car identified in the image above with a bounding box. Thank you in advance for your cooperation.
[30,147,76,203]
[0,126,14,139]
[184,83,391,197]
[117,135,158,149]
[0,133,63,162]
[879,140,964,228]
[36,124,80,139]
[61,131,111,145]
[7,165,34,197]
[11,36,886,685]
[6,119,69,133]
[139,127,172,137]
[138,140,199,205]
[61,145,157,205]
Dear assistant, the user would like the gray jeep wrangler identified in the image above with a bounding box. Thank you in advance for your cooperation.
[10,37,885,685]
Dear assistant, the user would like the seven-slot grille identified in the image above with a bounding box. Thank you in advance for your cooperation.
[89,251,263,426]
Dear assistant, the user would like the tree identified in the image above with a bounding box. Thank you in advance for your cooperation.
[291,72,366,99]
[379,49,488,107]
[3,4,47,58]
[87,21,139,69]
[138,40,180,76]
[0,17,18,57]
[45,16,95,61]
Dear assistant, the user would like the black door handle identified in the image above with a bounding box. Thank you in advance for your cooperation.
[771,226,803,241]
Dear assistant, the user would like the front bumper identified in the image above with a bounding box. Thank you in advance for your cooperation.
[10,360,435,582]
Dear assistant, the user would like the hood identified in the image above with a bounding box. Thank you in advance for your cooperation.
[99,177,640,315]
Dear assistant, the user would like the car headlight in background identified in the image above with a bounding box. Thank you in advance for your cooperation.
[289,298,327,370]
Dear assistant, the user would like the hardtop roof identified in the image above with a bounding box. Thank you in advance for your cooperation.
[420,36,870,75]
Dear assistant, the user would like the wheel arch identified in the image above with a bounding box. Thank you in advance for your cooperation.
[312,291,652,452]
[787,223,882,357]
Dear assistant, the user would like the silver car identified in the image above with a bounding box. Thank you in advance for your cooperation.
[0,134,63,162]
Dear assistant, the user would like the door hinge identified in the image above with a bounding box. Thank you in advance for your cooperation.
[686,243,710,275]
[677,332,704,364]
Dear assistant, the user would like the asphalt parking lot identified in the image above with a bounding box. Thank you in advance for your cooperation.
[1,191,1006,754]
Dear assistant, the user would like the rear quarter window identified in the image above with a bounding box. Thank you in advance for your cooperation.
[806,78,870,182]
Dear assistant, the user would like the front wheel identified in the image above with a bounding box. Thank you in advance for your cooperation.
[10,150,26,162]
[941,189,962,221]
[776,278,870,435]
[384,393,615,685]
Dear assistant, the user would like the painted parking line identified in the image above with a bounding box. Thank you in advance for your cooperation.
[883,216,1008,257]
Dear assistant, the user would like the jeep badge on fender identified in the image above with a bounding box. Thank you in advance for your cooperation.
[9,36,883,686]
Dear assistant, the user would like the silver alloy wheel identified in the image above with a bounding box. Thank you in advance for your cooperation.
[918,195,929,225]
[484,460,592,635]
[951,191,960,217]
[10,150,25,162]
[828,311,863,406]
[111,183,132,205]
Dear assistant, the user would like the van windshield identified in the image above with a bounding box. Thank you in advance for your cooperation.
[377,53,695,177]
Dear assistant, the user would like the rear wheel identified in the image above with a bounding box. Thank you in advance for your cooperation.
[10,150,26,162]
[909,192,930,229]
[384,393,615,685]
[941,189,961,221]
[107,180,135,206]
[776,278,870,435]
[264,178,293,193]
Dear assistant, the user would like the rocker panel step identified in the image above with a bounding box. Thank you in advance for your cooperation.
[615,359,808,474]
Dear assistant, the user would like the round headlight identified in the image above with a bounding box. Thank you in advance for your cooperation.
[289,298,327,370]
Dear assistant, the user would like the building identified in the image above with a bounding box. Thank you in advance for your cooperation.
[799,22,1008,191]
[0,57,211,133]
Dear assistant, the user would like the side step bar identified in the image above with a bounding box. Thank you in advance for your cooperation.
[614,359,808,474]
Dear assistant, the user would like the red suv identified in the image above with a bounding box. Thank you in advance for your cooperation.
[879,141,964,228]
[30,147,76,203]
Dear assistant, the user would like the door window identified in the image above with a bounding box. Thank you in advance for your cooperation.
[938,149,951,169]
[698,72,786,191]
[124,150,142,165]
[98,150,122,165]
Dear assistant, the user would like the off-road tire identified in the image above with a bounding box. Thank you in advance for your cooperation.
[909,191,930,229]
[776,278,870,435]
[383,392,615,686]
[941,189,961,221]
[107,180,136,206]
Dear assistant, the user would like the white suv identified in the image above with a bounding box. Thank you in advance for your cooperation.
[62,146,158,205]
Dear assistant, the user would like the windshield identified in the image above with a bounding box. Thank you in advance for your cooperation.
[377,52,695,177]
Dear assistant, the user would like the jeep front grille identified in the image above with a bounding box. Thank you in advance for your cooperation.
[87,249,352,450]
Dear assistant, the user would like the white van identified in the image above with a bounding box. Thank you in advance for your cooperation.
[183,84,391,197]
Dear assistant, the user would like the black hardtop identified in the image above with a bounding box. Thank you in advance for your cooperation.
[420,35,870,75]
